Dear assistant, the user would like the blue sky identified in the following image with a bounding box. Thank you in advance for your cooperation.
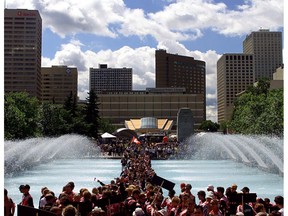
[4,0,284,122]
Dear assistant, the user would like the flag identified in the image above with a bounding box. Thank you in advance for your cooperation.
[131,136,141,145]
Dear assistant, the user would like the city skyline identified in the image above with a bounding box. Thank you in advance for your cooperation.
[4,0,284,122]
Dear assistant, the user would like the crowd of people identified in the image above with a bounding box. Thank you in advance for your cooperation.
[97,137,187,160]
[5,147,284,216]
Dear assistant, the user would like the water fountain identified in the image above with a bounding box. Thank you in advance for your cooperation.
[186,133,283,175]
[4,133,283,213]
[4,134,101,176]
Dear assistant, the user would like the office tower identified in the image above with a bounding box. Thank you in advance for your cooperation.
[155,49,206,95]
[89,64,132,94]
[155,49,206,122]
[41,66,78,104]
[217,54,254,123]
[243,29,282,82]
[4,9,42,99]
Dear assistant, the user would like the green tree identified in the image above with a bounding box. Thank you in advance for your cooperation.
[199,120,219,132]
[246,78,270,96]
[254,89,283,136]
[40,103,70,136]
[83,90,100,138]
[219,120,230,134]
[99,118,117,134]
[4,92,41,139]
[62,91,80,133]
[63,91,77,117]
[230,81,283,136]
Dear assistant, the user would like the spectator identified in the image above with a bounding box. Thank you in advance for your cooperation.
[4,188,15,216]
[274,196,283,216]
[62,205,78,216]
[19,184,34,207]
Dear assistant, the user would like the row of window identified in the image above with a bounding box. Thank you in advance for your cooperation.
[5,17,37,20]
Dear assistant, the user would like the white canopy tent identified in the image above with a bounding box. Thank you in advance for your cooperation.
[101,132,116,139]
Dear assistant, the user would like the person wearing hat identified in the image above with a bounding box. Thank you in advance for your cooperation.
[202,191,214,216]
[43,192,56,211]
[236,186,254,216]
[207,185,214,192]
[19,184,34,207]
[206,185,216,200]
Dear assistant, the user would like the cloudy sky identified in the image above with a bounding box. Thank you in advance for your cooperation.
[5,0,284,122]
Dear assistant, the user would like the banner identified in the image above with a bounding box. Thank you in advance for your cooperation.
[18,205,57,216]
[151,174,175,191]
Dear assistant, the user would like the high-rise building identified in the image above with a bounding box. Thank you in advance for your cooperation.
[243,29,283,82]
[155,49,206,121]
[217,54,254,123]
[41,66,78,104]
[155,49,206,95]
[89,64,132,94]
[4,9,42,99]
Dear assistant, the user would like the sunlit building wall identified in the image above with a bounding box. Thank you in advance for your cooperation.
[41,66,78,104]
[4,9,42,99]
[217,54,254,123]
[243,29,283,82]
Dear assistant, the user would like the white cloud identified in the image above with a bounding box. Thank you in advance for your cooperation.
[8,0,283,123]
[6,0,283,41]
[42,39,219,121]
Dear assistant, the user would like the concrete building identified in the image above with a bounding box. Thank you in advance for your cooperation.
[4,9,42,99]
[155,49,206,120]
[41,66,78,104]
[97,88,205,129]
[270,65,284,90]
[243,29,283,82]
[89,64,132,94]
[155,49,206,94]
[217,54,254,123]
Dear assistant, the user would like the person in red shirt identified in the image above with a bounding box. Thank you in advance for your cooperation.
[19,184,34,207]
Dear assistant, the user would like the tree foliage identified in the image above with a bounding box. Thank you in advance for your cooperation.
[199,120,219,132]
[99,118,117,134]
[4,91,104,140]
[40,103,70,136]
[230,79,283,137]
[83,90,100,138]
[5,92,41,139]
